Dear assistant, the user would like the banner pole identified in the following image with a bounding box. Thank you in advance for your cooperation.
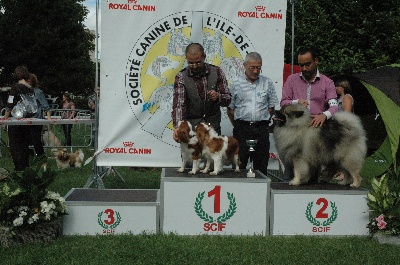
[94,0,99,155]
[84,0,125,189]
[85,0,104,189]
[291,0,295,74]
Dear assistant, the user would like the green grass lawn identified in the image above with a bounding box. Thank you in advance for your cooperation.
[1,131,400,264]
[1,233,400,264]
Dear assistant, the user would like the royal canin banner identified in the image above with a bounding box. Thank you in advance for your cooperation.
[97,0,287,166]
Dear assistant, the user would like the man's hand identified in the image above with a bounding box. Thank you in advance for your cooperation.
[298,99,309,108]
[207,90,219,101]
[310,114,327,127]
[173,128,180,143]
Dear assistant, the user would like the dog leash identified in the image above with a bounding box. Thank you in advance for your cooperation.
[84,148,105,166]
[200,85,216,127]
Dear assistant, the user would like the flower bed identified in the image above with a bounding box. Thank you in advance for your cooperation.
[0,163,67,247]
[0,218,62,247]
[367,165,400,239]
[368,214,400,236]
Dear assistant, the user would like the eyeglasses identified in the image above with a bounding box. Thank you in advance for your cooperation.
[249,66,262,71]
[188,61,203,67]
[298,61,313,67]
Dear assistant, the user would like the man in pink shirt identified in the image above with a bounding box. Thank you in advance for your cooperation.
[280,47,338,182]
[281,47,338,127]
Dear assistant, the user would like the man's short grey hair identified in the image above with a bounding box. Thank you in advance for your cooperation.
[244,52,262,64]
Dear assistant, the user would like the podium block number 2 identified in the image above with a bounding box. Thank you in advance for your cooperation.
[316,198,329,219]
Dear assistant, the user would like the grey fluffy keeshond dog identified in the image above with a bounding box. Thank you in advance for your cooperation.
[273,105,367,188]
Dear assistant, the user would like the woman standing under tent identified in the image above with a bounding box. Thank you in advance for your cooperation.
[335,78,354,112]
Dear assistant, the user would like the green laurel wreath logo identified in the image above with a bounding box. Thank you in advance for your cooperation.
[305,201,338,227]
[98,211,122,229]
[217,192,237,223]
[110,212,122,229]
[194,192,214,223]
[305,202,320,226]
[322,202,338,226]
[194,191,237,224]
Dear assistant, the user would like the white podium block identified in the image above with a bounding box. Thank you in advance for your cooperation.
[270,183,369,236]
[63,188,159,235]
[161,168,270,235]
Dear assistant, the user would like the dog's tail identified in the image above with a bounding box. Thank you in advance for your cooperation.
[77,149,85,161]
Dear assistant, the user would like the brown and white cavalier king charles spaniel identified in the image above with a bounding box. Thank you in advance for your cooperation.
[195,122,240,175]
[176,121,203,174]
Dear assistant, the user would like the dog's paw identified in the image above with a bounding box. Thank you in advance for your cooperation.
[289,179,301,186]
[337,179,347,185]
[333,172,345,181]
[200,169,209,174]
[338,177,353,185]
[188,170,197,175]
[234,168,240,172]
[350,177,361,188]
[209,171,219,176]
[177,168,184,173]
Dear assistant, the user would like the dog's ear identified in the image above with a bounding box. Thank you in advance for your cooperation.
[195,124,205,144]
[293,110,304,118]
[288,110,304,119]
[272,110,286,127]
[177,121,191,143]
[274,109,285,119]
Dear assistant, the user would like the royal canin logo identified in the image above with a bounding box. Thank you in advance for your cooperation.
[108,0,156,11]
[104,142,152,154]
[237,6,283,19]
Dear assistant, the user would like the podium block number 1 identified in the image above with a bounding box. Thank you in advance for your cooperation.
[208,185,221,213]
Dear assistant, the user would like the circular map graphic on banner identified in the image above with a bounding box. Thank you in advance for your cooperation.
[125,11,255,146]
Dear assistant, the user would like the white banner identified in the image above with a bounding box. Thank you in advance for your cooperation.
[98,0,287,166]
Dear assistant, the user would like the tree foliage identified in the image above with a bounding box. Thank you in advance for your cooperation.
[0,1,398,95]
[285,0,400,76]
[0,0,95,97]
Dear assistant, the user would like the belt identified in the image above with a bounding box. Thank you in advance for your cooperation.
[235,120,268,127]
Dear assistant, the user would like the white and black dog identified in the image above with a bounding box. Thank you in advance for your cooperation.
[273,105,367,188]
